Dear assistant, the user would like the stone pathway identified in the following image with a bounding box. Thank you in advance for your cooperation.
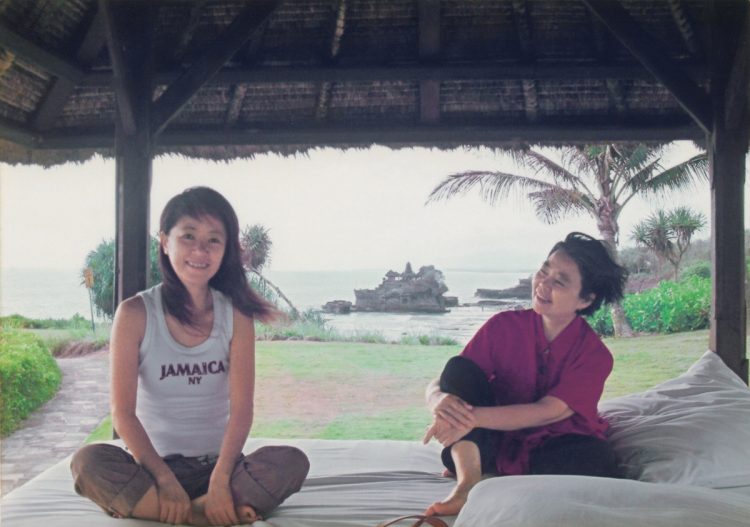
[1,349,110,496]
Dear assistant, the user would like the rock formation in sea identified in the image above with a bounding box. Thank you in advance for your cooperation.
[354,263,451,313]
[475,277,532,300]
[322,300,353,314]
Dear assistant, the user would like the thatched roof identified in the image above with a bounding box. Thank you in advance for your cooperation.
[0,0,743,166]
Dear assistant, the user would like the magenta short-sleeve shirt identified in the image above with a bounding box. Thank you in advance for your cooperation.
[460,309,613,475]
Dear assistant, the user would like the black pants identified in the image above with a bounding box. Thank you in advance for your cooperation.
[438,356,622,478]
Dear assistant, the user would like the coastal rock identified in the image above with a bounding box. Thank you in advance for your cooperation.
[475,277,532,300]
[354,263,450,313]
[322,300,352,314]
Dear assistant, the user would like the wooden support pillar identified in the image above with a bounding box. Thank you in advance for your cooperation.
[709,130,748,382]
[708,0,749,382]
[101,0,154,307]
[115,123,153,306]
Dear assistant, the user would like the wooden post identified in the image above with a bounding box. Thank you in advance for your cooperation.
[101,0,154,306]
[709,129,748,382]
[708,0,749,382]
[115,121,152,305]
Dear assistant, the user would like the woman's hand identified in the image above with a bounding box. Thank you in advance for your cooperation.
[204,479,240,526]
[156,476,193,525]
[423,413,475,447]
[432,392,474,430]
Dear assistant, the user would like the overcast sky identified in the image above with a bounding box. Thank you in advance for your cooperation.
[1,142,742,273]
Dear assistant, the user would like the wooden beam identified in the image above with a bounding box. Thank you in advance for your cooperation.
[114,119,153,307]
[82,61,708,86]
[38,121,704,150]
[418,0,441,125]
[582,0,712,134]
[225,84,248,126]
[315,0,347,122]
[173,0,208,62]
[0,22,85,83]
[100,0,150,135]
[708,0,748,383]
[667,0,700,55]
[0,117,39,147]
[100,0,154,309]
[709,129,748,382]
[521,79,539,123]
[723,4,750,132]
[511,0,534,60]
[33,9,107,130]
[151,1,280,137]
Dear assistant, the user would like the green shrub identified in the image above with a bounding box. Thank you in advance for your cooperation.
[587,276,710,336]
[680,260,711,281]
[585,307,614,336]
[0,329,62,436]
[0,314,90,330]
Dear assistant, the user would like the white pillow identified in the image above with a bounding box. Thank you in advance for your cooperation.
[599,350,750,488]
[454,475,750,527]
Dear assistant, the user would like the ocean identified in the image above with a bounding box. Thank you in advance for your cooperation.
[1,267,532,343]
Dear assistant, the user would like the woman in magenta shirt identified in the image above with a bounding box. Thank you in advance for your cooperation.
[424,232,627,516]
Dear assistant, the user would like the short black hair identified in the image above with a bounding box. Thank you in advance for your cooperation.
[549,232,628,316]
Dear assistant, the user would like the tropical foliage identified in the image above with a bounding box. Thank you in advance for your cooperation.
[0,329,62,436]
[631,206,707,280]
[82,238,161,318]
[428,143,709,336]
[240,224,299,317]
[587,275,711,336]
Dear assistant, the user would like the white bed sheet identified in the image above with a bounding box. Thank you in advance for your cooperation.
[3,437,750,527]
[1,438,456,527]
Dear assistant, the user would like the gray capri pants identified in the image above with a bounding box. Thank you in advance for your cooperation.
[70,443,309,518]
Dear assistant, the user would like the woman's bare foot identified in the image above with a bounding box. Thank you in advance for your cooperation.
[236,504,261,524]
[424,484,472,516]
[191,496,261,525]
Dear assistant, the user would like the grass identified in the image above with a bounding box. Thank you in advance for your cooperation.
[85,329,713,443]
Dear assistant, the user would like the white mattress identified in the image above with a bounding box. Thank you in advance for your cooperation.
[3,438,750,527]
[1,438,455,527]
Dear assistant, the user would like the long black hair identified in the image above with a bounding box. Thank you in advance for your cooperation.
[549,232,628,317]
[159,186,277,325]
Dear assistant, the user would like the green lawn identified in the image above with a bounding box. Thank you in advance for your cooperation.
[86,330,712,443]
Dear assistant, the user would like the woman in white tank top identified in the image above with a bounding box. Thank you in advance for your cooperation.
[70,187,309,525]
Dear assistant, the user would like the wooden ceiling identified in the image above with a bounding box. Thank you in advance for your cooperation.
[0,0,746,166]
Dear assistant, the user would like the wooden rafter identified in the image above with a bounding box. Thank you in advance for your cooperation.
[0,21,85,83]
[315,0,346,122]
[33,9,107,130]
[81,62,706,87]
[151,1,280,137]
[173,0,208,63]
[588,12,628,116]
[512,0,533,59]
[0,116,38,147]
[511,0,538,123]
[723,3,750,132]
[418,0,441,125]
[667,0,700,55]
[582,0,711,134]
[225,83,247,126]
[100,0,151,135]
[36,121,704,150]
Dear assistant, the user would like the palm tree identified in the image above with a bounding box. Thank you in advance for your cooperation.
[632,206,707,280]
[240,224,299,317]
[428,143,708,337]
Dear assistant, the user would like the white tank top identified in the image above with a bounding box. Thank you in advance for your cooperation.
[135,284,234,457]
